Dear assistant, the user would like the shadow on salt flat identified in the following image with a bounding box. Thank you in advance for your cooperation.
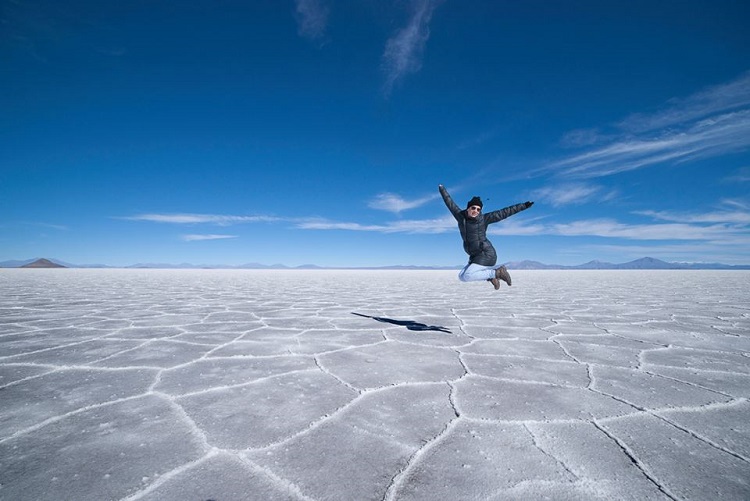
[351,312,451,333]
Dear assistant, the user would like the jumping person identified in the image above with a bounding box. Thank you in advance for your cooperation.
[439,184,534,290]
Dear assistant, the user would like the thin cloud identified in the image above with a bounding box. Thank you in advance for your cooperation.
[0,221,69,231]
[549,219,736,240]
[457,129,497,150]
[506,208,748,243]
[550,72,750,179]
[368,192,438,213]
[498,206,748,243]
[293,0,329,41]
[128,211,456,234]
[124,213,279,226]
[381,0,441,96]
[552,111,750,178]
[531,183,616,207]
[182,234,238,242]
[581,242,750,265]
[559,128,612,148]
[723,167,750,183]
[635,208,750,225]
[296,215,455,234]
[620,71,750,133]
[487,218,548,236]
[124,206,749,252]
[720,198,750,211]
[299,214,549,236]
[27,222,69,231]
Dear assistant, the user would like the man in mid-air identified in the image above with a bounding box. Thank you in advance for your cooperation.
[439,184,534,290]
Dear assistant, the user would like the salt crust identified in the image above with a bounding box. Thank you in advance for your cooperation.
[0,269,748,500]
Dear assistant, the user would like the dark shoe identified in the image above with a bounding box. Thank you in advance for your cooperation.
[489,278,500,290]
[496,266,512,286]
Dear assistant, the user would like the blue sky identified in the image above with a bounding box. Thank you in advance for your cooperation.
[2,0,749,267]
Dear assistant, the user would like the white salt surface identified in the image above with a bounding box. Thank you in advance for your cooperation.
[1,269,749,500]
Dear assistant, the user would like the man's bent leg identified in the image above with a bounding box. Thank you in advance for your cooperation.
[459,263,497,282]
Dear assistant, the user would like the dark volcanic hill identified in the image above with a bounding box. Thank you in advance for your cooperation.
[21,258,66,268]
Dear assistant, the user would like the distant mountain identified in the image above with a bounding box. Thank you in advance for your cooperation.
[581,257,750,270]
[504,260,563,270]
[0,257,109,268]
[611,257,681,269]
[123,262,300,270]
[574,259,618,269]
[121,263,459,271]
[505,257,750,270]
[2,256,749,270]
[21,258,66,268]
[127,262,202,269]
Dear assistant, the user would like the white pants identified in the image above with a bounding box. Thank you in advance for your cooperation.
[458,262,497,282]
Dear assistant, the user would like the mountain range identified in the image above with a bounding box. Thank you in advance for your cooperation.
[2,257,749,270]
[504,256,750,270]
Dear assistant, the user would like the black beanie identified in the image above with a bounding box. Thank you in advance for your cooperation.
[467,196,483,209]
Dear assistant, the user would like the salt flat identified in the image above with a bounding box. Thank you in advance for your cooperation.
[0,269,749,501]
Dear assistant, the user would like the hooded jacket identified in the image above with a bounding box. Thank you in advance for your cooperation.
[439,185,529,267]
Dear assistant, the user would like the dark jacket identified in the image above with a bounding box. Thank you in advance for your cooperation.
[439,185,529,267]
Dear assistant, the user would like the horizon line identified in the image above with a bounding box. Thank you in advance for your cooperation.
[4,256,750,270]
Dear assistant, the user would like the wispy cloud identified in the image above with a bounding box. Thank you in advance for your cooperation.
[123,202,748,256]
[0,221,69,231]
[296,215,455,234]
[457,129,497,150]
[499,200,749,246]
[720,198,750,211]
[723,166,750,183]
[547,219,738,241]
[368,192,438,213]
[549,72,750,179]
[293,0,329,41]
[558,128,612,148]
[30,222,69,231]
[552,111,750,178]
[298,211,749,250]
[182,234,238,242]
[486,218,548,236]
[572,242,750,264]
[531,183,617,207]
[619,71,750,133]
[539,201,749,242]
[124,213,279,226]
[381,0,442,96]
[635,204,750,225]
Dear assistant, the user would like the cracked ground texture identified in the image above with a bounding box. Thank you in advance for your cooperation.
[0,269,749,501]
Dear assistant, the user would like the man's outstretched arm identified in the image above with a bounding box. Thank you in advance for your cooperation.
[438,184,463,219]
[485,201,534,224]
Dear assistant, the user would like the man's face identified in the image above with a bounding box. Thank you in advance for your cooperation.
[467,205,481,218]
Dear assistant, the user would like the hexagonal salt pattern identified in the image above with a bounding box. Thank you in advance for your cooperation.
[1,269,748,500]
